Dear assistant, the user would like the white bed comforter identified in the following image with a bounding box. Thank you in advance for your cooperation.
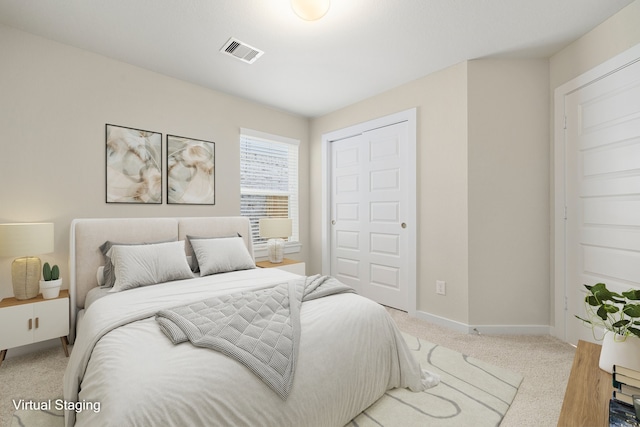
[63,268,434,427]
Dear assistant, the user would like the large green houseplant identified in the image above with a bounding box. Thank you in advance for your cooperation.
[576,282,640,373]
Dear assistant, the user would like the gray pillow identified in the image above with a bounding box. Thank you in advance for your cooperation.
[107,241,194,292]
[99,239,175,288]
[190,236,255,277]
[186,233,241,273]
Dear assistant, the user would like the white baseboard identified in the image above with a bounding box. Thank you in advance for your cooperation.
[469,324,550,335]
[414,310,550,335]
[414,310,470,333]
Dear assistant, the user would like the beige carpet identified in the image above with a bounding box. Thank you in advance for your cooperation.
[1,309,575,427]
[387,309,576,427]
[0,346,68,427]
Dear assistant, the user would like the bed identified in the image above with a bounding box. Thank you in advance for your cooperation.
[63,216,437,426]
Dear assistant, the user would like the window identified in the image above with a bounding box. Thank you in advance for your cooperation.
[240,128,299,253]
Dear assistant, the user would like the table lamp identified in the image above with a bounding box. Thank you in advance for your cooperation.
[0,223,54,300]
[259,218,292,264]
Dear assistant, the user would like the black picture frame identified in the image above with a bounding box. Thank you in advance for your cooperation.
[105,124,162,204]
[166,134,215,205]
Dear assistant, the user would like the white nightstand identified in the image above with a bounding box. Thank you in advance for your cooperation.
[0,290,70,366]
[256,258,306,276]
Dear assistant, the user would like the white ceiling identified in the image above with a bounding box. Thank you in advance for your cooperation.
[0,0,634,117]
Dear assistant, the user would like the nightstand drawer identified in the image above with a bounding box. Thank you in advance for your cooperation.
[256,259,306,276]
[274,262,305,275]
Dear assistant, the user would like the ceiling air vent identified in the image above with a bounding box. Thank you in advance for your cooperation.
[220,38,264,64]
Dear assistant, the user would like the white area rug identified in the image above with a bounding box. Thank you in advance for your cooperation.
[11,406,62,427]
[348,332,523,426]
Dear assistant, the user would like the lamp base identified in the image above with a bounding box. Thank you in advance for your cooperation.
[267,238,285,264]
[12,256,41,300]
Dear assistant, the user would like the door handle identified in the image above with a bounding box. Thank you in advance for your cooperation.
[331,220,336,225]
[35,317,39,329]
[401,222,407,229]
[28,318,32,330]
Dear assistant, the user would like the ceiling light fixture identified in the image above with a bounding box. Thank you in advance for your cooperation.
[291,0,330,21]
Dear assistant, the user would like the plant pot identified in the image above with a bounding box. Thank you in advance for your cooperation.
[39,278,62,300]
[599,333,640,373]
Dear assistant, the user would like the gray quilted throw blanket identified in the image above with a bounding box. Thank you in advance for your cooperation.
[155,275,354,399]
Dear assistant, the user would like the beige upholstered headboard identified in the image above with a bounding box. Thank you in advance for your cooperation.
[69,216,254,340]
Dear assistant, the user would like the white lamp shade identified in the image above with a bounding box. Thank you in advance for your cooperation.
[259,218,292,239]
[291,0,330,21]
[0,223,54,257]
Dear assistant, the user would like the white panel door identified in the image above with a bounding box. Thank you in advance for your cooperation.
[330,122,409,310]
[565,58,640,345]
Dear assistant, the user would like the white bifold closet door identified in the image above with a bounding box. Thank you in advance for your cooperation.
[565,58,640,345]
[330,121,409,310]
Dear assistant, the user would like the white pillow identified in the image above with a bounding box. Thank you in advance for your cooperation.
[96,266,105,287]
[107,240,194,292]
[191,236,255,276]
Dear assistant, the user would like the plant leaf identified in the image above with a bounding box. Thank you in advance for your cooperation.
[591,284,616,303]
[623,304,640,318]
[575,315,593,325]
[586,295,600,306]
[623,289,640,300]
[627,326,640,338]
[596,306,607,321]
[612,319,630,328]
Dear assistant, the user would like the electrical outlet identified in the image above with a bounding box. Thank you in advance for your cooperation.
[436,280,446,295]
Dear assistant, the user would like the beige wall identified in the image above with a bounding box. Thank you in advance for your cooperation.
[0,24,310,299]
[311,59,549,328]
[550,0,640,91]
[467,59,549,325]
[310,62,470,323]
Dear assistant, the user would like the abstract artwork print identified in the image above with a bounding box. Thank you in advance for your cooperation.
[167,135,215,205]
[105,124,162,204]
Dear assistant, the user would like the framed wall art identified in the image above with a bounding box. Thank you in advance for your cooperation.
[105,124,162,204]
[167,135,215,205]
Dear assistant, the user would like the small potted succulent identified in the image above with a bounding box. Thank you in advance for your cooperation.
[576,282,640,373]
[39,262,62,299]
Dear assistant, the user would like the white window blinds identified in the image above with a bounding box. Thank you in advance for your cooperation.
[240,129,299,249]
